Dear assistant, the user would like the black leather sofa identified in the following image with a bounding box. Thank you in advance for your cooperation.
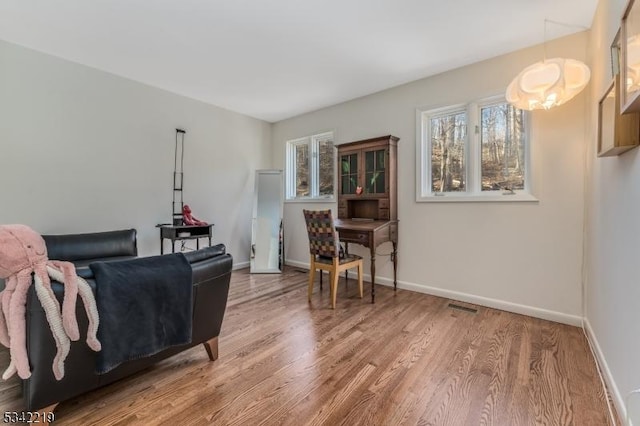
[21,229,232,412]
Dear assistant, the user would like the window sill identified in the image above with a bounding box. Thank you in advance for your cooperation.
[416,193,538,203]
[285,197,336,204]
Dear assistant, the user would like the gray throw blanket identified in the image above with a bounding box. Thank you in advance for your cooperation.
[90,253,193,374]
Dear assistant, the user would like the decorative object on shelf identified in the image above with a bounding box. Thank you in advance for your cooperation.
[506,19,590,111]
[182,204,208,226]
[173,129,186,226]
[622,0,640,112]
[0,225,100,381]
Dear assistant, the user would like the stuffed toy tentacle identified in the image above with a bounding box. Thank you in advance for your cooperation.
[0,278,16,378]
[6,270,33,379]
[45,265,100,352]
[47,262,79,341]
[0,291,8,348]
[75,276,101,352]
[33,266,69,381]
[0,275,16,348]
[1,360,16,381]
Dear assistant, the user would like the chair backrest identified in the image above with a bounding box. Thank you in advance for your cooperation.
[303,209,340,258]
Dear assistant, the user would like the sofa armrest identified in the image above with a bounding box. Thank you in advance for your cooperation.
[43,229,137,262]
[190,249,233,344]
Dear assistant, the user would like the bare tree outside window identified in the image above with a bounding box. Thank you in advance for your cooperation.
[480,103,525,191]
[318,138,334,196]
[430,111,466,192]
[418,97,529,201]
[286,132,335,200]
[295,144,309,197]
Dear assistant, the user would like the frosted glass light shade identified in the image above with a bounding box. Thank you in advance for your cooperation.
[506,57,591,110]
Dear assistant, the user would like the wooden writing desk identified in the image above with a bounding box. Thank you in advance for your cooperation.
[334,218,398,303]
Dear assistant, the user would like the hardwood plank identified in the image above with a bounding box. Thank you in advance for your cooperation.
[0,268,616,425]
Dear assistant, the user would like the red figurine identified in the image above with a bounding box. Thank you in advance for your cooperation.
[182,204,208,226]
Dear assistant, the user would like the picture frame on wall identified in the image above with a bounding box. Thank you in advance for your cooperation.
[621,0,640,112]
[598,74,640,156]
[598,79,616,156]
[611,28,621,77]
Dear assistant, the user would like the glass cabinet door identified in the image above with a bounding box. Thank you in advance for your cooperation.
[340,153,359,195]
[364,149,386,194]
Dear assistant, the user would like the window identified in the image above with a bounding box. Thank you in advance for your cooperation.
[286,131,335,200]
[429,108,467,193]
[416,97,534,202]
[480,102,526,192]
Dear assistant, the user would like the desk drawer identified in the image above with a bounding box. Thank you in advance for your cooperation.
[338,229,369,244]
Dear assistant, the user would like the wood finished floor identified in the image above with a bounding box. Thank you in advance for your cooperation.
[0,268,615,425]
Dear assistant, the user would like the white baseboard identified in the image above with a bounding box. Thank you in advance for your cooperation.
[285,259,582,326]
[390,278,582,326]
[285,259,312,270]
[233,260,250,271]
[583,318,626,423]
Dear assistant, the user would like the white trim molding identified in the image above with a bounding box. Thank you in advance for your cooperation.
[286,259,581,326]
[583,318,626,423]
[232,260,250,271]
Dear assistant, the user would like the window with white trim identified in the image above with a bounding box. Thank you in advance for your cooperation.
[416,97,533,202]
[286,132,335,200]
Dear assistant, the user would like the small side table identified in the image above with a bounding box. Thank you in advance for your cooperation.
[159,224,214,254]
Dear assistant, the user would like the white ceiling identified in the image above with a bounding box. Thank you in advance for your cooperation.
[0,1,597,122]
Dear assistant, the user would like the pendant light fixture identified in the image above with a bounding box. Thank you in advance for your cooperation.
[506,20,590,111]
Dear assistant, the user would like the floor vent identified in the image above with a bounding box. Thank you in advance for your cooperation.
[447,303,478,314]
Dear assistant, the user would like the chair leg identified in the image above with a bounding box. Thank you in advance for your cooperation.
[331,268,339,309]
[357,262,363,299]
[308,256,316,302]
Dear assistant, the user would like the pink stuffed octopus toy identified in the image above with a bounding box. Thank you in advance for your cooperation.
[0,225,100,381]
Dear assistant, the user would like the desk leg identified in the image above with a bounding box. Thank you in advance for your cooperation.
[172,240,176,254]
[392,241,398,292]
[161,237,164,255]
[370,245,376,304]
[197,239,200,250]
[208,235,212,247]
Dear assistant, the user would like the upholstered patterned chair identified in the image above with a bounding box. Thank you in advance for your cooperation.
[303,209,363,309]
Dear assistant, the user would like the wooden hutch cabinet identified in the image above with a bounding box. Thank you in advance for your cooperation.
[335,135,399,303]
[337,135,398,221]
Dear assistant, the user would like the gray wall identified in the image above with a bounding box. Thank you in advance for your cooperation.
[0,40,272,264]
[272,32,588,325]
[586,0,640,420]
